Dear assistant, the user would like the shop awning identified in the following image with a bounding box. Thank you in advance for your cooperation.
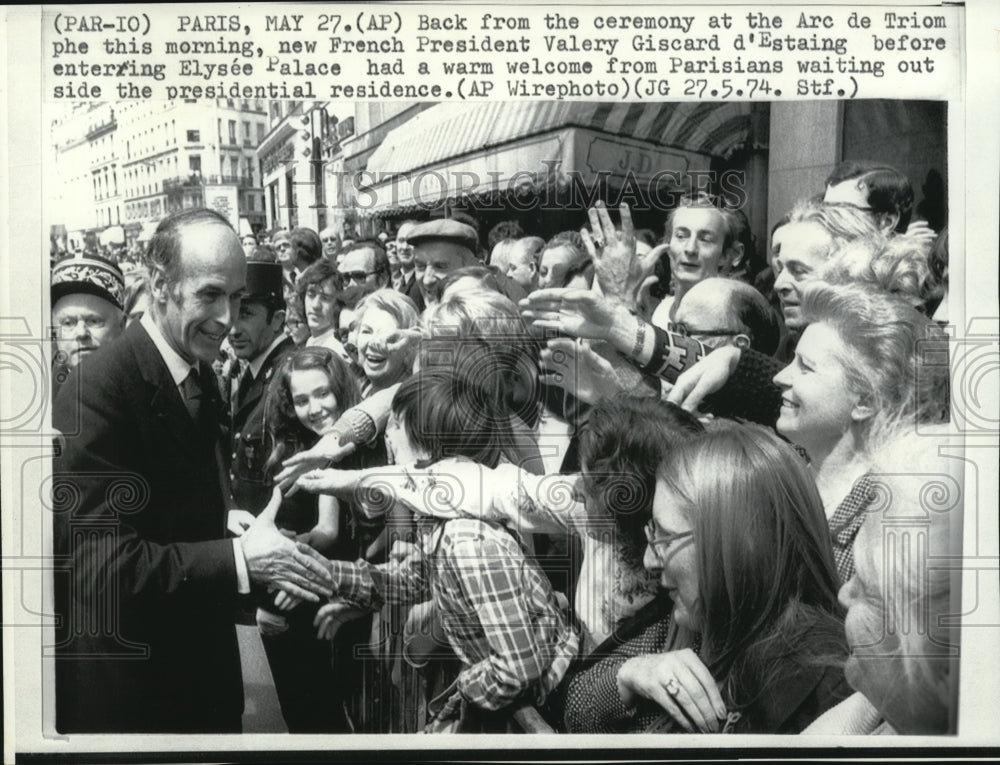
[360,102,750,214]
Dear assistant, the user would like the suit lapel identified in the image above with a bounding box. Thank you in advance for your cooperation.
[130,322,215,466]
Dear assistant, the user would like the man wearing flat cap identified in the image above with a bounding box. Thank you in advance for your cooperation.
[407,218,480,307]
[50,253,125,397]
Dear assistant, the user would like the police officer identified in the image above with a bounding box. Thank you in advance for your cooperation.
[226,260,294,517]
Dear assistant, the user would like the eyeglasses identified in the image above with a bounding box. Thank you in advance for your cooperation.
[321,237,340,244]
[341,270,377,283]
[673,322,747,340]
[644,519,693,563]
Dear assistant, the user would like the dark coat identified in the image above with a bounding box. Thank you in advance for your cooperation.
[52,321,243,733]
[225,335,295,514]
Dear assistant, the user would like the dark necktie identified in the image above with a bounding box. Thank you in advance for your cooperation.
[235,367,253,412]
[180,368,203,423]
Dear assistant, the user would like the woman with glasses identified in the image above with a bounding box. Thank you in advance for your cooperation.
[560,424,850,734]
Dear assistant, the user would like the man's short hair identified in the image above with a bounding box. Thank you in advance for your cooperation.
[143,208,232,283]
[664,194,745,252]
[825,161,914,233]
[289,227,322,266]
[295,258,341,298]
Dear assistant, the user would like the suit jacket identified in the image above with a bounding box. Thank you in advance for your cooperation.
[399,271,425,313]
[226,336,295,514]
[52,320,243,733]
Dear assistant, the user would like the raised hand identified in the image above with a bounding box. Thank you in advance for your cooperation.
[616,648,728,733]
[239,487,334,601]
[582,201,661,310]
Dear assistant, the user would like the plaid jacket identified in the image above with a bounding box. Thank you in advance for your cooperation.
[329,517,580,711]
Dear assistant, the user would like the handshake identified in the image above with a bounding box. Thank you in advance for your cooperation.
[229,487,336,602]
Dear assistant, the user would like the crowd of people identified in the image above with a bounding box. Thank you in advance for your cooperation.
[51,159,959,737]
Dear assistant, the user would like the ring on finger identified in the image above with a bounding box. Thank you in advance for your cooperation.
[665,677,680,697]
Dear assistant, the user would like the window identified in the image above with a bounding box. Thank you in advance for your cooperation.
[230,157,239,179]
[257,123,265,143]
[189,155,201,173]
[228,120,237,144]
[187,129,200,143]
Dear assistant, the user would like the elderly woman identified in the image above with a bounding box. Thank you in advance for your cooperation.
[805,429,961,734]
[348,288,420,397]
[772,282,950,583]
[561,424,851,734]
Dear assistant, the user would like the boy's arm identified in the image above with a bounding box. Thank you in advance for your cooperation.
[446,532,558,711]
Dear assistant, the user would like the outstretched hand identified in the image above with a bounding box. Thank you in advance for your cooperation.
[520,288,623,342]
[275,433,357,493]
[239,487,334,601]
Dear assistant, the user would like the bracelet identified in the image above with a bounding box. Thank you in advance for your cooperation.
[631,317,647,359]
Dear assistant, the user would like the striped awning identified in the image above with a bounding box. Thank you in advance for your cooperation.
[366,101,753,179]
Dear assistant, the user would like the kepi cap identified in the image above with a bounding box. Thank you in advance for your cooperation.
[243,261,284,304]
[51,254,125,310]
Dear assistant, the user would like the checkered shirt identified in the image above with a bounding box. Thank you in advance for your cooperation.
[328,517,580,711]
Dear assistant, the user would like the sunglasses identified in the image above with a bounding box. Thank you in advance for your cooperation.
[341,270,377,283]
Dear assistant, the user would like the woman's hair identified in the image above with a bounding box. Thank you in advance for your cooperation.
[658,424,844,711]
[391,367,511,469]
[799,281,950,436]
[422,288,541,427]
[822,234,943,314]
[263,346,361,474]
[353,288,421,376]
[858,427,960,732]
[578,399,703,565]
[786,198,882,248]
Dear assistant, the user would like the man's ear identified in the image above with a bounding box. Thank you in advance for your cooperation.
[148,264,170,306]
[271,309,286,332]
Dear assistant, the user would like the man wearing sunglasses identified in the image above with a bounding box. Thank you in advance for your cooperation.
[337,240,391,296]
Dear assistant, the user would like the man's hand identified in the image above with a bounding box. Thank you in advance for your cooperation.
[274,433,357,493]
[540,337,620,405]
[226,509,256,537]
[239,487,334,601]
[582,201,661,310]
[666,346,742,413]
[520,288,627,342]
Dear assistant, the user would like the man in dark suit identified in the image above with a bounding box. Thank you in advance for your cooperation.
[52,208,334,733]
[393,219,425,312]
